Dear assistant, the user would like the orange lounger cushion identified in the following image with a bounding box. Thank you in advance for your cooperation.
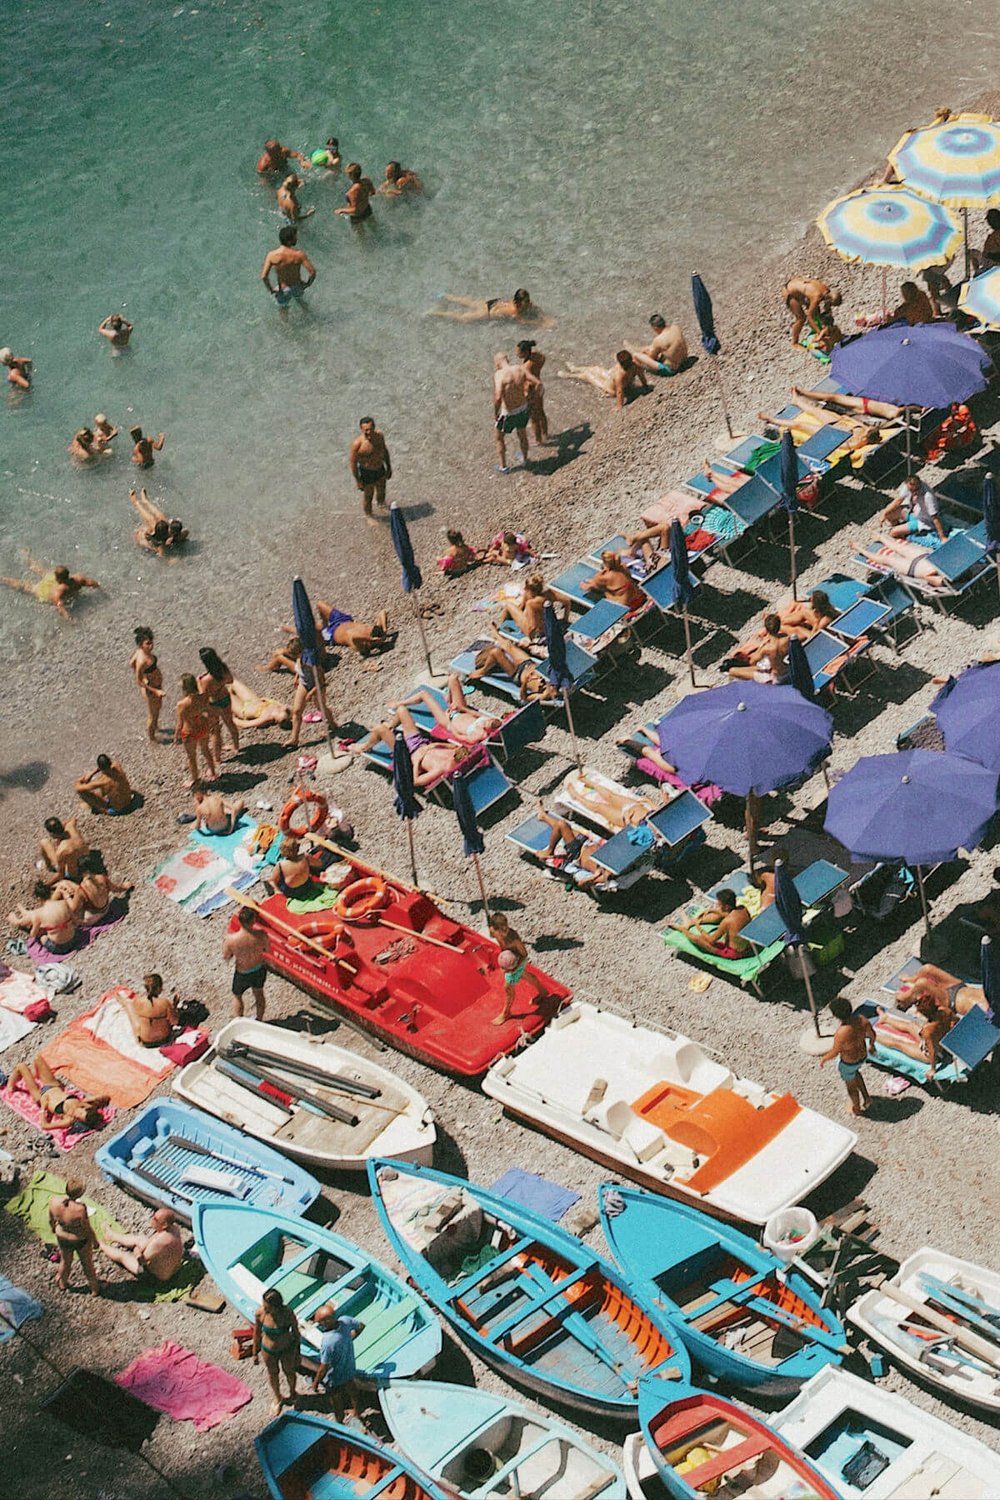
[631,1084,800,1193]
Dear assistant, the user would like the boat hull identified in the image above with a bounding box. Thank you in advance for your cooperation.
[256,1412,448,1500]
[95,1097,321,1224]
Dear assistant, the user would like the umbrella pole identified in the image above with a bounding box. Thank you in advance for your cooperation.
[963,208,970,281]
[682,605,697,687]
[411,593,435,679]
[745,791,760,871]
[917,864,931,937]
[405,820,419,889]
[562,686,582,768]
[711,355,734,440]
[905,411,913,476]
[314,665,339,766]
[802,959,820,1035]
[471,851,491,926]
[788,511,798,601]
[881,266,888,321]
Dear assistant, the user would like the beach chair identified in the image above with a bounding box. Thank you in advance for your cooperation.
[487,700,545,762]
[449,636,596,703]
[445,756,514,816]
[504,813,652,894]
[862,991,999,1088]
[849,862,916,921]
[737,860,849,950]
[566,598,633,651]
[645,791,712,858]
[546,561,603,610]
[922,526,992,613]
[662,872,785,996]
[802,628,877,695]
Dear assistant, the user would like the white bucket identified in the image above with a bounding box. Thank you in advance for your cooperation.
[762,1206,819,1264]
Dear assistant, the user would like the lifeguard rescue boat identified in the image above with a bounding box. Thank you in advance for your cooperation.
[247,861,569,1077]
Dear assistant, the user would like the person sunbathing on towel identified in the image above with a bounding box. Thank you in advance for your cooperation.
[56,850,132,928]
[229,679,293,731]
[390,676,502,746]
[857,537,946,589]
[469,628,557,703]
[8,882,80,953]
[893,962,989,1018]
[583,552,646,611]
[100,1207,185,1284]
[117,973,178,1047]
[668,888,751,957]
[7,1056,110,1133]
[563,769,664,831]
[791,386,902,422]
[536,803,609,889]
[758,404,882,456]
[192,785,247,835]
[349,711,472,786]
[316,602,396,661]
[875,992,954,1079]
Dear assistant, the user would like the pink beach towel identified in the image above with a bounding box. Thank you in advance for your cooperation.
[24,899,128,964]
[636,756,724,808]
[0,1080,115,1151]
[115,1340,252,1430]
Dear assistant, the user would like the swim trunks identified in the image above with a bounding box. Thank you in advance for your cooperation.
[656,361,677,376]
[504,957,528,986]
[403,730,427,755]
[497,405,530,434]
[275,283,306,307]
[321,608,354,643]
[838,1057,864,1081]
[357,465,387,486]
[233,964,267,998]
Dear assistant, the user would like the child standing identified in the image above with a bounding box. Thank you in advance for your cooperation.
[488,912,549,1026]
[820,997,875,1116]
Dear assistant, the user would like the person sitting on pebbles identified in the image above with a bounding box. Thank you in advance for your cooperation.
[192,784,247,835]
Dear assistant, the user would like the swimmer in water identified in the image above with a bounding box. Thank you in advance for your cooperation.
[315,137,341,170]
[277,173,314,222]
[69,428,102,463]
[128,489,188,555]
[261,225,316,313]
[0,347,33,389]
[92,414,119,452]
[335,163,376,224]
[0,554,100,619]
[256,138,311,177]
[97,314,133,351]
[130,426,166,468]
[378,161,423,195]
[430,288,555,327]
[557,350,651,408]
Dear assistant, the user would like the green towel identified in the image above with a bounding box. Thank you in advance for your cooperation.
[5,1170,201,1303]
[743,439,782,473]
[661,929,784,982]
[285,886,341,914]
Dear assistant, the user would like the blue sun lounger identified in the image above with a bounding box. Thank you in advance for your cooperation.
[546,561,603,610]
[802,628,876,695]
[505,813,653,894]
[738,860,848,949]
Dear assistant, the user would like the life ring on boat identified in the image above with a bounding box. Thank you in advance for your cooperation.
[335,875,389,921]
[279,785,328,836]
[290,917,347,953]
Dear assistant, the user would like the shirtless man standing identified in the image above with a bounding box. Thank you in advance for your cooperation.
[349,418,392,517]
[629,315,688,376]
[97,313,133,351]
[261,225,317,313]
[493,353,540,471]
[782,277,842,346]
[224,906,270,1020]
[101,1208,185,1284]
[0,347,33,390]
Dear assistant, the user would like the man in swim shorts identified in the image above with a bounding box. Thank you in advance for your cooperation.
[493,353,540,471]
[75,754,134,815]
[256,138,311,177]
[348,417,392,517]
[100,1208,185,1284]
[628,314,688,376]
[261,225,316,313]
[882,474,946,542]
[223,905,269,1019]
[0,557,100,619]
[820,997,874,1116]
[488,912,551,1025]
[669,889,751,958]
[192,785,247,835]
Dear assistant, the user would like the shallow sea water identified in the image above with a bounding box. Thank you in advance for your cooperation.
[0,0,993,654]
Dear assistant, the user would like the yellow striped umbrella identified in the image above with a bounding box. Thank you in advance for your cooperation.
[890,111,1000,274]
[817,185,960,316]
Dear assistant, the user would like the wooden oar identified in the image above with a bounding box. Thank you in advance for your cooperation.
[743,1294,849,1353]
[880,1282,1000,1369]
[226,889,358,972]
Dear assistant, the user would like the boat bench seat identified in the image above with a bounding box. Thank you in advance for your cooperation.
[490,1265,594,1344]
[355,1301,419,1367]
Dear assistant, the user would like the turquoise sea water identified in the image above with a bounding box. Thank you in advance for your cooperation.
[0,0,993,655]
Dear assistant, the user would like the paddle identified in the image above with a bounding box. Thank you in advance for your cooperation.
[743,1294,849,1353]
[227,1039,381,1097]
[166,1132,295,1185]
[219,1048,359,1126]
[919,1273,1000,1330]
[880,1282,1000,1369]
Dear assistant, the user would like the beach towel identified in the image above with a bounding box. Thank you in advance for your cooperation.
[115,1341,252,1430]
[286,886,341,913]
[488,1167,580,1223]
[662,928,784,983]
[24,899,128,965]
[5,1171,202,1302]
[189,814,257,864]
[635,758,723,808]
[150,845,232,906]
[0,967,51,1016]
[698,504,746,545]
[0,1007,35,1052]
[0,1275,43,1343]
[38,992,175,1110]
[79,988,175,1077]
[1,1081,115,1150]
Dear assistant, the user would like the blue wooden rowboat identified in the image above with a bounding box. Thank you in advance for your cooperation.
[599,1184,847,1395]
[193,1201,441,1375]
[368,1159,690,1419]
[381,1379,626,1499]
[637,1374,839,1500]
[256,1412,450,1500]
[95,1098,321,1225]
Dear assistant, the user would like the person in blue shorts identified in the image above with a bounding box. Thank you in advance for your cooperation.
[261,225,316,314]
[820,997,875,1116]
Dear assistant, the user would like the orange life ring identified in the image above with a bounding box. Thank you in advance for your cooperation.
[335,875,389,921]
[288,917,346,952]
[279,785,329,836]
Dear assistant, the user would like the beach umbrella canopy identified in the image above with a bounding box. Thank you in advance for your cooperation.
[389,502,423,593]
[656,682,832,798]
[830,322,993,409]
[817,184,961,270]
[669,520,695,607]
[889,113,1000,209]
[292,575,321,666]
[958,267,1000,329]
[824,749,998,866]
[452,771,484,858]
[543,602,572,690]
[786,635,815,702]
[980,936,998,1019]
[691,274,720,354]
[931,661,1000,773]
[392,729,420,822]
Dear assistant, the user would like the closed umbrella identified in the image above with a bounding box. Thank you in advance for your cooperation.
[889,112,1000,275]
[930,661,1000,773]
[983,473,1000,598]
[292,575,336,764]
[452,770,490,924]
[980,935,998,1020]
[392,728,421,887]
[773,859,821,1039]
[544,601,581,767]
[389,501,435,678]
[779,429,800,599]
[691,273,733,439]
[669,519,697,686]
[824,748,999,933]
[830,321,992,471]
[786,635,815,702]
[817,184,961,317]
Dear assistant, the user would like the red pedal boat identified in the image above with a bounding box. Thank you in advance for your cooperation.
[247,865,570,1077]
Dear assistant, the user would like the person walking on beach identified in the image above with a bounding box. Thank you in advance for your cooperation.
[493,353,540,471]
[311,1303,367,1424]
[97,313,133,351]
[488,912,550,1026]
[130,426,165,469]
[49,1179,101,1297]
[782,277,841,346]
[261,225,316,312]
[174,674,219,787]
[820,997,875,1116]
[224,904,269,1019]
[0,556,100,619]
[628,315,688,376]
[349,417,391,517]
[335,163,375,225]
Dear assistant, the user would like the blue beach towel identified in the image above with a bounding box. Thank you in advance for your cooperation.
[488,1168,581,1223]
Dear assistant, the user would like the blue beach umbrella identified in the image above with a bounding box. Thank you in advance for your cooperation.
[292,575,336,760]
[774,858,821,1034]
[389,501,434,676]
[930,661,1000,773]
[656,682,832,798]
[669,520,697,686]
[392,728,421,886]
[786,635,815,702]
[824,748,999,932]
[779,429,800,598]
[452,770,491,922]
[691,272,733,438]
[980,935,998,1020]
[544,602,581,766]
